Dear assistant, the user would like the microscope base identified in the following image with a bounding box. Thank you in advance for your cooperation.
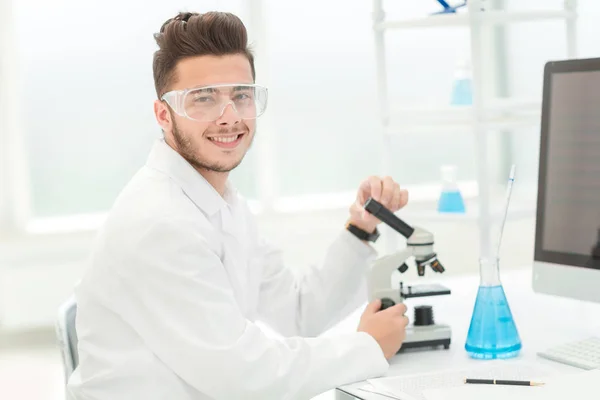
[398,323,451,352]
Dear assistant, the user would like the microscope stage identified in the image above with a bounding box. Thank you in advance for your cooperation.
[399,323,452,352]
[400,283,451,299]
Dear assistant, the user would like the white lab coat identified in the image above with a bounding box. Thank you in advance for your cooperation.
[66,139,389,400]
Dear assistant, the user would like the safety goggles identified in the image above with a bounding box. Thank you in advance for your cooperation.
[161,83,268,122]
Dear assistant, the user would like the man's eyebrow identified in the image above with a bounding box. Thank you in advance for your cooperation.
[193,87,217,93]
[232,85,252,91]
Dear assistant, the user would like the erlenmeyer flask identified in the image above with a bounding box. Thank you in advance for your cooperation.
[450,58,473,106]
[437,165,466,213]
[465,257,522,359]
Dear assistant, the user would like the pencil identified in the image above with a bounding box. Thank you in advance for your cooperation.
[464,378,545,386]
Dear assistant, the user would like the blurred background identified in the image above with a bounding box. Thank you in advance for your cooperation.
[0,0,596,398]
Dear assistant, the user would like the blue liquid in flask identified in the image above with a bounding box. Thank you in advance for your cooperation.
[437,165,466,213]
[437,191,466,213]
[465,285,522,359]
[450,58,473,106]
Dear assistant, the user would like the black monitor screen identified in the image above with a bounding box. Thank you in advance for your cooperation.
[535,58,600,270]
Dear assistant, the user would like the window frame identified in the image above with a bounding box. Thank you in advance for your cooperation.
[0,0,31,237]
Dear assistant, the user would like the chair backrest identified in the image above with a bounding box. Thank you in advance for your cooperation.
[55,295,79,383]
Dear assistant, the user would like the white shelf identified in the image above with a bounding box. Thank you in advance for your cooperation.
[393,182,537,224]
[375,10,577,31]
[384,99,541,134]
[397,204,535,224]
[372,0,577,256]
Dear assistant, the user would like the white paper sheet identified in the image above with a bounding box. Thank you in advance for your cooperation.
[365,361,557,400]
[422,368,600,400]
[422,384,545,400]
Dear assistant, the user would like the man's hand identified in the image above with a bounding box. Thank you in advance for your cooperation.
[348,176,409,233]
[357,299,409,359]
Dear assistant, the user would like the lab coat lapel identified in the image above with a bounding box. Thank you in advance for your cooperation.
[145,139,226,217]
[146,139,253,316]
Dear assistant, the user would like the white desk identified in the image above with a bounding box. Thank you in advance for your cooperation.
[333,267,600,399]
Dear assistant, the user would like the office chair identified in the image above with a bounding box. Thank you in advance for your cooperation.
[55,295,79,383]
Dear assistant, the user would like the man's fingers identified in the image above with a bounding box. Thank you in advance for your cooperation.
[358,176,405,207]
[367,176,383,202]
[394,303,408,315]
[391,184,402,211]
[399,188,409,208]
[380,176,395,206]
[356,185,367,206]
[364,299,381,314]
[356,176,407,220]
[381,302,407,316]
[401,315,410,327]
[357,178,374,205]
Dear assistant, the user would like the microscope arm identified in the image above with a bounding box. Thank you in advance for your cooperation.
[367,248,413,305]
[364,198,445,310]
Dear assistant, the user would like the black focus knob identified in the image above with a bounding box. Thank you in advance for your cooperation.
[397,263,409,273]
[414,305,434,326]
[380,298,395,311]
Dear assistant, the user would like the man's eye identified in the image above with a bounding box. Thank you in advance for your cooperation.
[194,96,214,103]
[234,93,251,100]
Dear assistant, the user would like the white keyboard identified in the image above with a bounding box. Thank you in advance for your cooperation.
[538,337,600,370]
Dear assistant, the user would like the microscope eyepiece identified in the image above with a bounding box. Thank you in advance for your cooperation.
[364,198,415,239]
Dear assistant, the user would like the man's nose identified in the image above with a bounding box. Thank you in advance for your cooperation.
[216,102,241,125]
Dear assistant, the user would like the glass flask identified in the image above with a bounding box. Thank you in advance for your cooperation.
[450,58,473,106]
[437,165,466,213]
[465,257,522,359]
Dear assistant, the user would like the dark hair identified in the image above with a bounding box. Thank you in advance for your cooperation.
[152,11,256,98]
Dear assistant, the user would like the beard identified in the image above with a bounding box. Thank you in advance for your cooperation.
[171,117,252,173]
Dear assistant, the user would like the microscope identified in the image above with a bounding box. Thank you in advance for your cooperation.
[364,198,452,352]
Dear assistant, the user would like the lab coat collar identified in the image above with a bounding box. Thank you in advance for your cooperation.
[146,138,237,217]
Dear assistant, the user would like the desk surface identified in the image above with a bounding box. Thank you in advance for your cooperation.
[331,267,600,400]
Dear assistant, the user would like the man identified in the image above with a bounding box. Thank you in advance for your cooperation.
[67,11,409,400]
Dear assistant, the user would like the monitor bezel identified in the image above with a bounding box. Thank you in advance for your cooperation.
[534,57,600,271]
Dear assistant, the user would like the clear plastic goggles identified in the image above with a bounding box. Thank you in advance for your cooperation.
[161,83,268,122]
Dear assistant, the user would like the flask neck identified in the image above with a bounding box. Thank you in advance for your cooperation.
[453,60,472,79]
[479,258,501,286]
[440,165,459,189]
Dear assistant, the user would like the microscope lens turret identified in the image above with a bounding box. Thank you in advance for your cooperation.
[431,258,445,273]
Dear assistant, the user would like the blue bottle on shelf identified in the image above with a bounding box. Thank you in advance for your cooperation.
[450,58,473,106]
[437,165,466,213]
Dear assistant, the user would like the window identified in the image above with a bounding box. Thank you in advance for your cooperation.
[10,0,248,222]
[4,0,593,236]
[264,0,477,197]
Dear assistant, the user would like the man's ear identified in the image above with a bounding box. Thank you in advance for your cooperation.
[154,100,172,132]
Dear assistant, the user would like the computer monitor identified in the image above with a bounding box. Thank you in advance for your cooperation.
[532,57,600,303]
